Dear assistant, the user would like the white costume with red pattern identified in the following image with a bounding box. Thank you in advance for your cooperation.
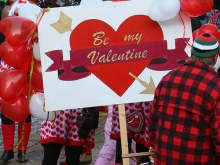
[111,102,152,147]
[40,109,95,148]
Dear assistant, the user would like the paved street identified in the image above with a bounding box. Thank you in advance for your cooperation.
[0,112,107,165]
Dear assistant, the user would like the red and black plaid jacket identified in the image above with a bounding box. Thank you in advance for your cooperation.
[149,60,220,165]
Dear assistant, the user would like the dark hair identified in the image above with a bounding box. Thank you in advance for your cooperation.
[191,17,201,32]
[214,0,220,9]
[38,0,81,8]
[38,0,59,8]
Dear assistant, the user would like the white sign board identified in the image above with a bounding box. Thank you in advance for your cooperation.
[38,0,192,111]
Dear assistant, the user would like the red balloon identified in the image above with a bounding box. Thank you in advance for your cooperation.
[0,41,29,68]
[14,51,32,71]
[0,70,27,101]
[0,16,36,45]
[198,24,220,44]
[202,0,214,15]
[32,62,44,92]
[1,95,30,122]
[180,0,213,17]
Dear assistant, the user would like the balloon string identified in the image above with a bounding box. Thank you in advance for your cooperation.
[17,135,22,148]
[179,11,192,47]
[43,99,46,112]
[18,32,36,153]
[27,46,35,102]
[16,7,49,153]
[24,32,36,152]
[52,112,56,128]
[16,122,25,163]
[16,17,40,157]
[21,122,25,161]
[37,7,50,26]
[43,100,49,124]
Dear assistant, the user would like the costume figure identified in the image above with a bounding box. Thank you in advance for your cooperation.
[41,109,96,165]
[95,105,137,165]
[111,102,152,164]
[208,0,220,30]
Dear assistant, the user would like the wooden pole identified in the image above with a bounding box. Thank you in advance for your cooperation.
[118,104,130,165]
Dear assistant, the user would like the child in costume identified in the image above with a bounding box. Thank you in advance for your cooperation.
[41,108,98,165]
[95,105,137,165]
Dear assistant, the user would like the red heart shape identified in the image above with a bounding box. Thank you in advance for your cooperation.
[72,128,76,132]
[70,15,163,96]
[126,111,144,132]
[0,41,28,68]
[1,95,29,122]
[0,70,27,101]
[0,16,37,45]
[112,116,117,121]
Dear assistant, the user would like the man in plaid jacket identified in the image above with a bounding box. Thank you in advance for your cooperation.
[149,33,220,165]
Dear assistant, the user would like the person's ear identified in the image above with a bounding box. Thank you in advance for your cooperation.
[214,55,218,64]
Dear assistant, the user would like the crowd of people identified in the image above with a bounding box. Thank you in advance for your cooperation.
[0,0,220,165]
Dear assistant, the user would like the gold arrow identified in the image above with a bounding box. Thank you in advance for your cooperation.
[51,11,73,34]
[129,72,156,94]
